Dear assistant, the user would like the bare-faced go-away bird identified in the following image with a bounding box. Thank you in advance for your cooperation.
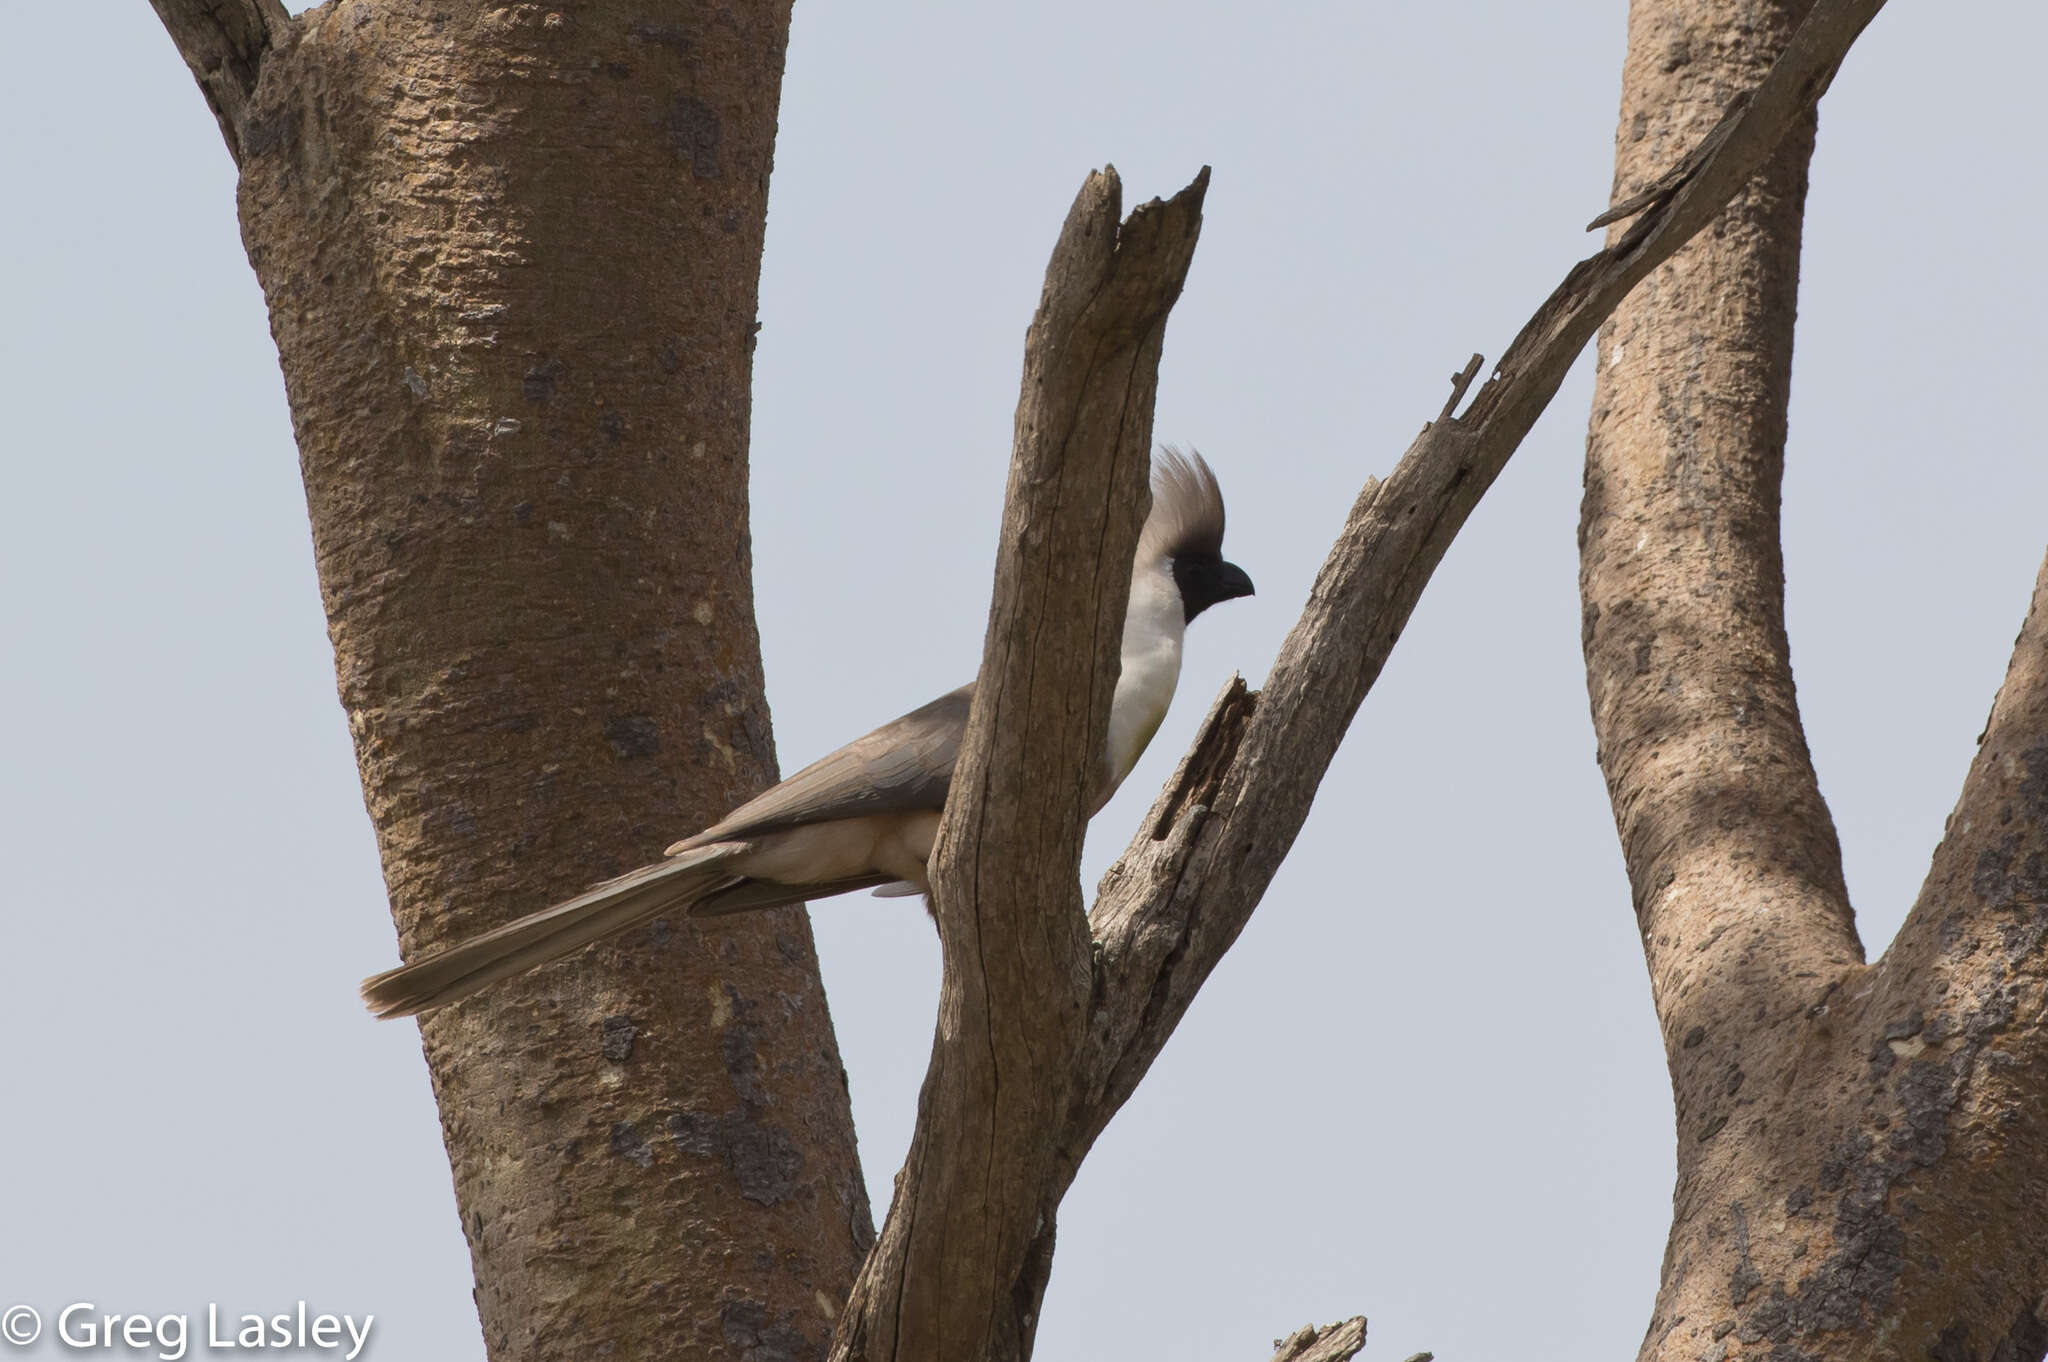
[361,448,1253,1019]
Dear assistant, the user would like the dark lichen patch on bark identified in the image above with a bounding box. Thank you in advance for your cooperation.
[722,1006,772,1107]
[599,1013,636,1061]
[604,713,661,759]
[719,1297,822,1362]
[2017,740,2048,826]
[1993,1306,2048,1362]
[665,95,721,177]
[629,20,693,56]
[1719,979,2027,1351]
[1728,1204,1763,1306]
[521,358,563,402]
[669,1110,805,1206]
[609,1120,654,1168]
[240,101,302,163]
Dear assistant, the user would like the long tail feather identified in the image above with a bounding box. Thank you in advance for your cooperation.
[360,844,746,1019]
[688,873,895,918]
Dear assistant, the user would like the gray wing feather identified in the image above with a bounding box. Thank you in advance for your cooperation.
[669,683,972,852]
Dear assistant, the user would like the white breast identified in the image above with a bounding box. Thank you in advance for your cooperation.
[1102,559,1186,803]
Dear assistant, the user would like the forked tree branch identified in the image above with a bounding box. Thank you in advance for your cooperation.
[1580,0,2048,1350]
[834,2,1890,1358]
[148,0,293,163]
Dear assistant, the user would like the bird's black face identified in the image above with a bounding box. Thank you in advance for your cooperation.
[1171,554,1256,624]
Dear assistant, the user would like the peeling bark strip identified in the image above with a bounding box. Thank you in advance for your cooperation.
[1586,0,2048,1356]
[837,2,1889,1356]
[153,3,868,1360]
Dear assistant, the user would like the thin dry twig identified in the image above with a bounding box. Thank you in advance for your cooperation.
[1436,352,1485,425]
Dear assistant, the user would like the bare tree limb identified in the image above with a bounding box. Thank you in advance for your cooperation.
[1269,1317,1369,1362]
[1583,0,1861,1034]
[831,165,1208,1362]
[147,0,293,163]
[1889,556,2048,976]
[1065,0,1891,1172]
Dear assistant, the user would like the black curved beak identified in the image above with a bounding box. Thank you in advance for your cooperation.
[1214,559,1255,604]
[1175,555,1257,623]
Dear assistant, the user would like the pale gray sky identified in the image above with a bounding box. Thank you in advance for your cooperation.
[3,3,2043,1359]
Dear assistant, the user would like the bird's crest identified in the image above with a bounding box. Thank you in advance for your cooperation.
[1140,445,1227,563]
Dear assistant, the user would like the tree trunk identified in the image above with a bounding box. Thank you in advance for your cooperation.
[162,2,871,1357]
[1584,1,2048,1356]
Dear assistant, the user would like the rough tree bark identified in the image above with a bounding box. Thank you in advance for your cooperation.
[1585,0,2048,1356]
[149,3,870,1359]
